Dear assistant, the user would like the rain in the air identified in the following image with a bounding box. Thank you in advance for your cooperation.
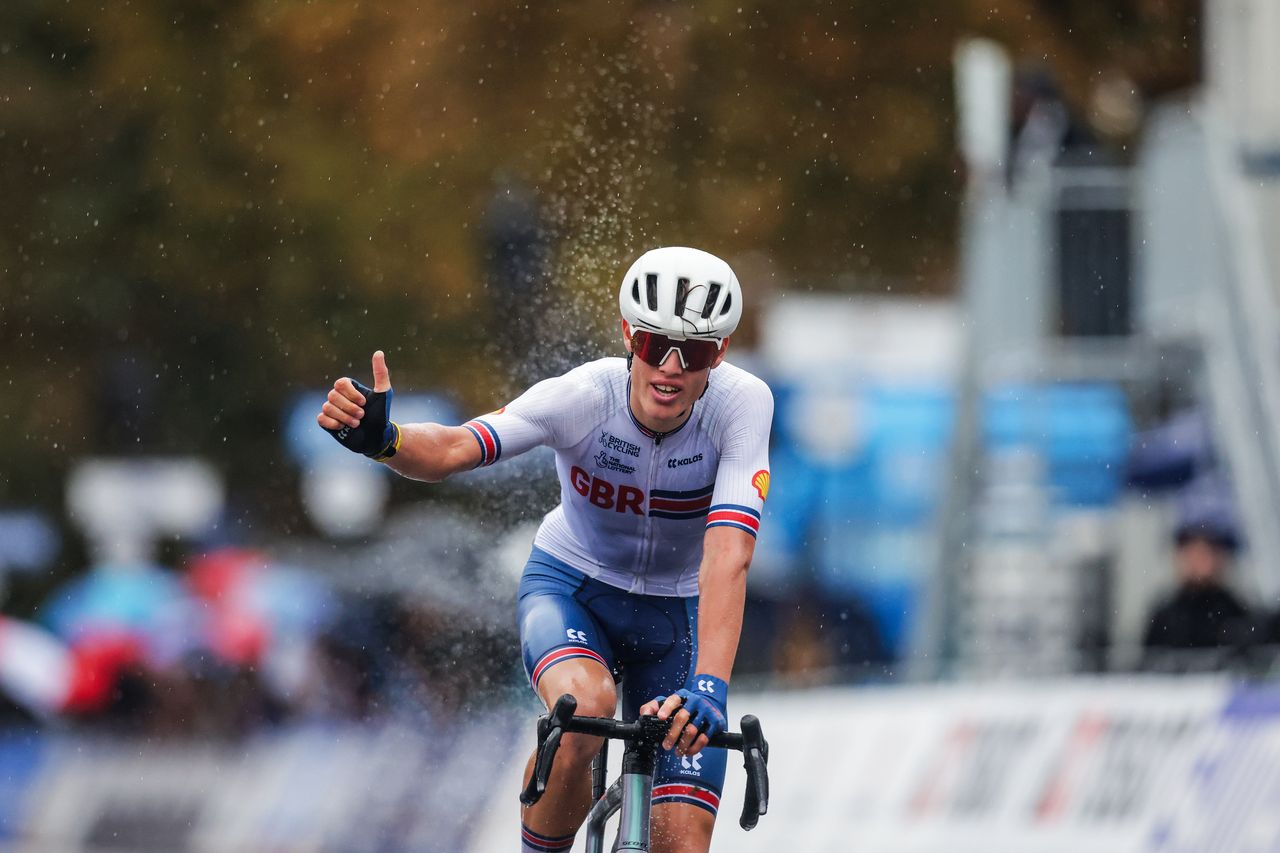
[1,1,1273,851]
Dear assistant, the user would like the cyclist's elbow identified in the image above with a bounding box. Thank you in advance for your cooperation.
[703,528,756,573]
[702,552,752,587]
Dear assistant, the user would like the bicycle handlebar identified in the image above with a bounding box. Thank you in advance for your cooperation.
[520,694,770,831]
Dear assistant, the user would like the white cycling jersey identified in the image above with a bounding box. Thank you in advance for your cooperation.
[464,357,773,596]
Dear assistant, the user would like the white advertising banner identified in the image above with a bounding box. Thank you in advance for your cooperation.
[713,679,1224,853]
[1146,685,1280,853]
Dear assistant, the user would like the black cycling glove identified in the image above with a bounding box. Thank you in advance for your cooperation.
[324,379,401,460]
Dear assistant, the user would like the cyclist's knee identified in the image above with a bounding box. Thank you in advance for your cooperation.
[538,660,616,718]
[554,730,604,772]
[537,660,615,769]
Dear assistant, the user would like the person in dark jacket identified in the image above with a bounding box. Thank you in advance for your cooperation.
[1142,510,1254,666]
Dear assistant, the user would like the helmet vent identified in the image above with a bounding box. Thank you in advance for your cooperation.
[720,291,732,316]
[631,277,641,304]
[702,282,722,319]
[675,277,690,316]
[645,274,659,311]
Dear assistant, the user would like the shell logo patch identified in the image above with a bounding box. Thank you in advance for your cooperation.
[751,469,770,501]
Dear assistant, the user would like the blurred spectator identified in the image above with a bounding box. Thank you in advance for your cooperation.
[0,512,530,738]
[1142,491,1255,669]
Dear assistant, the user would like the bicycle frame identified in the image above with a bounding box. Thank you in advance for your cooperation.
[583,716,667,852]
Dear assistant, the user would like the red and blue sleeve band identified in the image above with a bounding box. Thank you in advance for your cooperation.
[705,504,761,538]
[464,418,502,467]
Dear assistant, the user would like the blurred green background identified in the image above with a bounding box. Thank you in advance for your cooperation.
[1,0,1198,577]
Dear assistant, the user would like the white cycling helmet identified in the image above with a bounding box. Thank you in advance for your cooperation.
[618,247,742,341]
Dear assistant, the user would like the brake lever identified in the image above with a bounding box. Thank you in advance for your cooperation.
[519,694,579,806]
[546,694,578,735]
[520,725,562,805]
[737,714,770,830]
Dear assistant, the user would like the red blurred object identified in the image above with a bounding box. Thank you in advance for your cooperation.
[186,548,272,665]
[64,632,146,714]
[186,548,271,603]
[205,608,269,665]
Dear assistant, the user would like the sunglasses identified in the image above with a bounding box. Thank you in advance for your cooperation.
[630,330,724,371]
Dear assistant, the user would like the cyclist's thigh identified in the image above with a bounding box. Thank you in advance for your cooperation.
[518,548,616,701]
[616,595,727,818]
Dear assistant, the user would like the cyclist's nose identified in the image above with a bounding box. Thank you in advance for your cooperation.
[657,351,685,374]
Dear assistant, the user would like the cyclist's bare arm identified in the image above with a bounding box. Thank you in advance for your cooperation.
[316,350,482,482]
[693,524,755,682]
[642,525,756,754]
[383,422,481,482]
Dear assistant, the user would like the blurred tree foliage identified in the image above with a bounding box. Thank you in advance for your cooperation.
[0,0,1198,520]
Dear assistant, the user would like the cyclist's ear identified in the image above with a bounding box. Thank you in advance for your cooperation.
[621,320,635,352]
[711,336,730,369]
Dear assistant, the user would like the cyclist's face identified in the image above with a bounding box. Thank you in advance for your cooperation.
[623,320,728,431]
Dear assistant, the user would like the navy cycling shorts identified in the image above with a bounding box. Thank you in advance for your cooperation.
[517,547,726,815]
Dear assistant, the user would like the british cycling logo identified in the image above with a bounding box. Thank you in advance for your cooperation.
[595,450,637,475]
[667,452,703,469]
[598,430,641,458]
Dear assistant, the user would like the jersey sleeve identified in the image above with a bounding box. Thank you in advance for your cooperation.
[706,376,774,539]
[461,365,604,467]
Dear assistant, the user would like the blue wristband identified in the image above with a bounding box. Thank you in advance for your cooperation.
[688,673,728,705]
[675,673,728,739]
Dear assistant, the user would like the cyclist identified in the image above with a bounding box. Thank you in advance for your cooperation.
[317,247,773,853]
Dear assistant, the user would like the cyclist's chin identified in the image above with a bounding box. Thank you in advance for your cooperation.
[636,394,684,427]
[637,379,703,426]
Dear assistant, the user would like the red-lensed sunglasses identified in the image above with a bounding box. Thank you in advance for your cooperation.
[631,330,724,371]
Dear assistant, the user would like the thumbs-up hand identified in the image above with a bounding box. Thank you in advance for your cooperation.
[371,349,392,393]
[318,350,401,460]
